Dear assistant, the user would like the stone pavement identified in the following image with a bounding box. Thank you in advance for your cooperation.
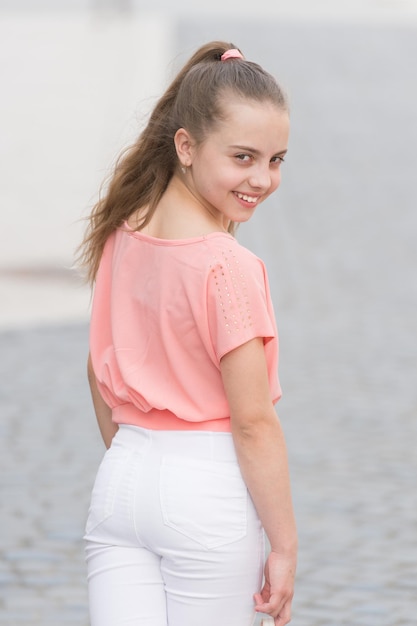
[1,10,417,626]
[0,324,95,625]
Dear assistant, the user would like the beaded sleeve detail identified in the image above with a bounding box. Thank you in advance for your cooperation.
[207,241,276,362]
[210,246,253,335]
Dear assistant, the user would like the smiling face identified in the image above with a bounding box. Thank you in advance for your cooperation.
[178,97,290,228]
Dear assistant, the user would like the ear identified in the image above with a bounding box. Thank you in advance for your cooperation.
[174,128,195,168]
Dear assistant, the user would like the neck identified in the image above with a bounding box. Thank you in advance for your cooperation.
[152,174,230,237]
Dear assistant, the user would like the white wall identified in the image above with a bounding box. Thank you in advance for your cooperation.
[0,12,173,267]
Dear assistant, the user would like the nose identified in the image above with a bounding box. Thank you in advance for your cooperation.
[248,164,278,191]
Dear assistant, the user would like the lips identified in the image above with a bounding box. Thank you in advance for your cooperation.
[234,192,259,204]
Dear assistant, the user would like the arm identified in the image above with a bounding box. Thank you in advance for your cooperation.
[87,353,118,448]
[220,337,297,625]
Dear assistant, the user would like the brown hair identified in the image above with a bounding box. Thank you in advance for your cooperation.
[77,41,288,283]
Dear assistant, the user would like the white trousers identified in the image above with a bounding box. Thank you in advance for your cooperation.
[84,425,264,626]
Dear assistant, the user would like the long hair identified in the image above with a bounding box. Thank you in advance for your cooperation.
[77,41,288,284]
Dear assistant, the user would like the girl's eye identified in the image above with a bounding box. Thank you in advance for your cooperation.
[235,154,252,162]
[271,155,285,164]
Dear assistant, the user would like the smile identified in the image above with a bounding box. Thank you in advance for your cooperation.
[235,192,258,204]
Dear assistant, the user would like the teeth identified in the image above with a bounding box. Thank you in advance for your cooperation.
[236,193,257,203]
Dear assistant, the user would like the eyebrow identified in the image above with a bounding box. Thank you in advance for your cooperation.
[230,145,288,156]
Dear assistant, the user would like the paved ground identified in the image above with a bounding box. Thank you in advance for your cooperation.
[1,9,417,626]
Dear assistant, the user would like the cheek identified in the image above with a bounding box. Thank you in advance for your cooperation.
[206,170,231,195]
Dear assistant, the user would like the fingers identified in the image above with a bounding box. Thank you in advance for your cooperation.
[274,602,292,625]
[254,596,292,625]
[253,592,264,606]
[257,609,292,626]
[254,593,284,614]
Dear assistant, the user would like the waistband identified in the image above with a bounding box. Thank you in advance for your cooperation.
[114,424,237,462]
[112,403,231,433]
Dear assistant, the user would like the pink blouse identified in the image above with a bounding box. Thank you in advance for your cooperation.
[89,223,281,432]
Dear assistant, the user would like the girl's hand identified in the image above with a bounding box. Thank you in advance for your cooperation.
[254,550,296,625]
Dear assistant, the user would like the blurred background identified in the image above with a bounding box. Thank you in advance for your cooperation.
[1,1,416,624]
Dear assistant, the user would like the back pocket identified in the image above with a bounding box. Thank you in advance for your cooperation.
[160,455,247,549]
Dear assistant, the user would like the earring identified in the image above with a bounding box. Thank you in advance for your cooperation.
[180,166,187,175]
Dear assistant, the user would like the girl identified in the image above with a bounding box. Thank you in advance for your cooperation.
[80,41,297,626]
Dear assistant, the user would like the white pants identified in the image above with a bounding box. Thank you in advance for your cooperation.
[84,425,264,626]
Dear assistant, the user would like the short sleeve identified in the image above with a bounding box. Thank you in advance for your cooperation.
[206,242,277,362]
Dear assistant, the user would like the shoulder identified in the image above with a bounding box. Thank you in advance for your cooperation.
[204,236,272,315]
[203,233,263,265]
[204,235,267,280]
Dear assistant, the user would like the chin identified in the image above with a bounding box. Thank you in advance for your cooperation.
[234,212,256,224]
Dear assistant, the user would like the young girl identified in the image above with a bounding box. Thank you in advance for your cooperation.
[80,41,297,626]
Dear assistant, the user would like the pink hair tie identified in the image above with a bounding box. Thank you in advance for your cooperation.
[221,49,244,62]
